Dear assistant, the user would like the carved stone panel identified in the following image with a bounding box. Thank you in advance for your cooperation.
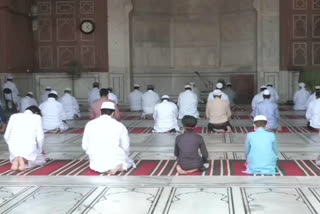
[292,42,307,66]
[56,1,75,15]
[80,1,94,14]
[38,19,52,42]
[81,46,96,68]
[56,19,76,41]
[39,46,53,69]
[312,42,320,64]
[57,46,76,68]
[293,15,308,38]
[38,1,52,15]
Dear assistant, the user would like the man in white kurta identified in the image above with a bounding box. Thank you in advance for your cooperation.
[128,84,143,111]
[41,86,51,103]
[178,85,199,119]
[267,83,279,103]
[107,88,118,104]
[20,92,38,112]
[39,91,69,133]
[293,83,311,110]
[59,88,80,120]
[82,102,135,174]
[251,85,267,117]
[4,106,46,171]
[2,75,19,109]
[190,82,201,103]
[142,85,160,117]
[306,91,320,132]
[305,86,320,109]
[153,95,180,133]
[224,82,236,105]
[88,82,100,109]
[207,82,229,103]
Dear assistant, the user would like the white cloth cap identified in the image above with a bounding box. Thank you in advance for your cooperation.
[212,89,222,96]
[263,89,271,95]
[185,84,191,89]
[254,115,267,122]
[299,83,306,87]
[315,86,320,90]
[65,88,71,91]
[216,82,223,89]
[7,75,13,80]
[27,92,33,96]
[101,102,115,110]
[50,90,58,95]
[161,95,170,99]
[134,84,140,87]
[260,85,267,89]
[226,82,232,86]
[45,86,51,90]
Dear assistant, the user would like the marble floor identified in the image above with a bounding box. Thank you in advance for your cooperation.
[0,105,319,213]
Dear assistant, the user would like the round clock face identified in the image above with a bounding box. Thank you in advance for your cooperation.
[80,20,95,34]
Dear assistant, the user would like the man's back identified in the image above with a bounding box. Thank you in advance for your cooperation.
[39,98,66,130]
[153,101,179,132]
[20,97,37,112]
[294,88,310,110]
[88,88,100,107]
[254,100,279,130]
[91,98,120,120]
[129,90,143,111]
[306,99,320,129]
[142,90,160,114]
[224,88,236,104]
[178,90,198,119]
[206,98,231,124]
[59,93,80,119]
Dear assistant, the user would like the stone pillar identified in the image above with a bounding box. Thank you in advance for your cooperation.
[107,0,133,104]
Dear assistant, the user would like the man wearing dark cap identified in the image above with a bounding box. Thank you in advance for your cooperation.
[174,115,209,174]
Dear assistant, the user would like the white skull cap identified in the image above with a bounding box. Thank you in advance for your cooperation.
[263,89,271,95]
[254,115,267,122]
[101,102,115,110]
[216,82,223,89]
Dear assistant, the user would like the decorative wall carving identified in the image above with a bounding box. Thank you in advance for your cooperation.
[80,1,94,14]
[313,0,320,9]
[57,46,76,68]
[81,46,96,68]
[293,15,307,38]
[39,46,53,69]
[312,42,320,64]
[56,1,75,15]
[56,19,76,41]
[293,43,307,65]
[39,19,52,42]
[38,1,52,15]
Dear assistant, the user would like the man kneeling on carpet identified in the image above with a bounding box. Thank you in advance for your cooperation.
[82,102,136,175]
[244,115,278,175]
[5,106,47,171]
[174,115,209,174]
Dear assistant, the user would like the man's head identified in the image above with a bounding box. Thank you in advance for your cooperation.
[226,82,232,88]
[93,82,99,88]
[267,83,273,87]
[100,102,115,116]
[133,84,140,90]
[184,84,192,91]
[212,89,222,99]
[260,85,267,92]
[299,82,306,89]
[45,86,51,92]
[26,92,34,98]
[182,115,197,128]
[26,105,42,116]
[48,90,58,99]
[316,91,320,99]
[190,82,195,87]
[64,88,71,94]
[7,75,13,81]
[262,89,271,99]
[161,95,170,102]
[216,82,223,90]
[253,115,267,128]
[99,88,109,97]
[147,85,154,91]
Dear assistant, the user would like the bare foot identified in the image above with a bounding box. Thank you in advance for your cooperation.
[11,158,19,171]
[176,165,188,174]
[48,128,60,134]
[185,169,199,173]
[18,157,26,171]
[108,164,123,175]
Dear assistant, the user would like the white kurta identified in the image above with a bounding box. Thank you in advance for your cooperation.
[4,110,45,167]
[293,88,311,110]
[267,86,279,103]
[207,90,229,103]
[20,96,38,113]
[59,93,80,120]
[305,93,316,109]
[82,115,135,173]
[2,81,19,103]
[142,90,160,115]
[191,86,201,102]
[108,92,118,104]
[153,100,180,132]
[224,88,236,105]
[88,88,100,108]
[39,98,68,132]
[41,91,50,103]
[128,89,143,111]
[251,92,264,111]
[177,90,199,119]
[306,99,320,129]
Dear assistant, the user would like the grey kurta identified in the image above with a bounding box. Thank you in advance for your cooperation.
[174,131,209,170]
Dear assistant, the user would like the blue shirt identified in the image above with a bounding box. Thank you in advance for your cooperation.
[245,128,278,175]
[253,99,280,130]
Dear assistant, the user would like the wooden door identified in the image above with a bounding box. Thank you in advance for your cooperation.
[231,75,254,104]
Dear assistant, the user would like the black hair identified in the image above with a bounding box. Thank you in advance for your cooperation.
[45,89,51,91]
[254,120,267,128]
[263,94,271,99]
[185,87,192,91]
[260,88,267,92]
[100,88,109,97]
[48,93,58,99]
[93,82,99,88]
[182,115,197,127]
[316,91,320,98]
[26,106,42,116]
[106,87,113,92]
[134,86,140,90]
[101,109,115,115]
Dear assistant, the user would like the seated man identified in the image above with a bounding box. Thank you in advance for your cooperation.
[82,102,135,175]
[153,95,179,133]
[141,85,160,118]
[244,115,278,175]
[128,84,143,112]
[2,75,19,111]
[207,82,229,103]
[293,83,310,111]
[206,90,232,133]
[91,88,120,120]
[174,115,209,174]
[253,90,280,132]
[41,86,51,103]
[20,92,38,112]
[306,91,320,134]
[4,106,46,171]
[177,85,199,119]
[305,86,320,109]
[39,91,69,133]
[88,82,100,109]
[59,88,80,120]
[251,85,267,117]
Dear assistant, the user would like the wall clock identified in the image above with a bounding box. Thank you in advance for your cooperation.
[80,20,95,34]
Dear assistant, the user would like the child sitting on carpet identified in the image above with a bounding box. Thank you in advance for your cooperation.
[244,115,278,175]
[174,115,209,174]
